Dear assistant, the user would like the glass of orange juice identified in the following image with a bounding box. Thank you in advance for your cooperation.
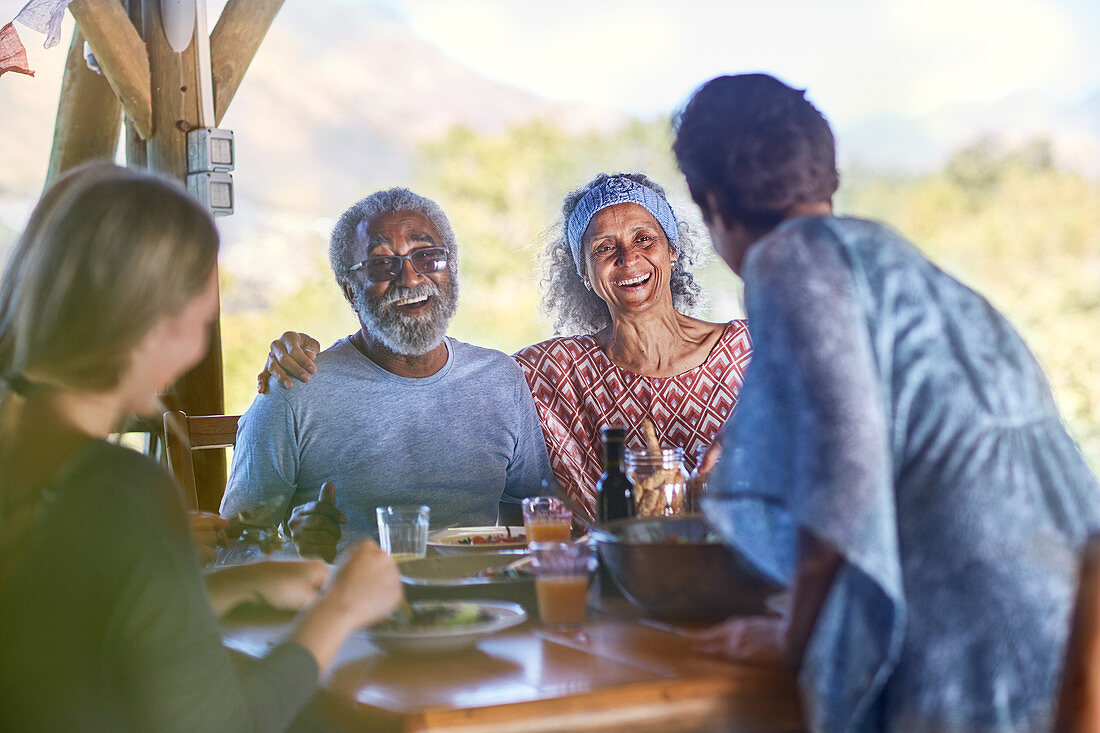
[521,496,572,544]
[530,540,593,629]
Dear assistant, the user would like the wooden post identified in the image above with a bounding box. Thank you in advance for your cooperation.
[142,0,226,510]
[210,0,285,125]
[68,0,152,139]
[123,0,147,168]
[44,28,122,186]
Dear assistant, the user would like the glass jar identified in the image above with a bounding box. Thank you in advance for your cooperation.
[625,447,690,517]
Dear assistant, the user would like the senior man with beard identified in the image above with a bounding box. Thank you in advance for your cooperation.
[220,188,554,561]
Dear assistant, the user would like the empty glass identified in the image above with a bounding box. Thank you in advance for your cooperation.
[376,505,430,561]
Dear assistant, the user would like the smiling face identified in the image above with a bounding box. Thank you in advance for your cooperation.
[346,209,458,355]
[582,202,676,318]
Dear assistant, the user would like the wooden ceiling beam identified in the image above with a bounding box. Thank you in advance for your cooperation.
[45,28,123,186]
[210,0,285,125]
[69,0,153,139]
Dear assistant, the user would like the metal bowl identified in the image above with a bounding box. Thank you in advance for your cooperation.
[590,515,784,623]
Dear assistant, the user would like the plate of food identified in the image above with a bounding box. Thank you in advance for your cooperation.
[427,526,527,555]
[364,600,527,654]
[399,551,535,607]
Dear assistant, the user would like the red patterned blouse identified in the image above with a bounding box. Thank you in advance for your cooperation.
[512,320,753,520]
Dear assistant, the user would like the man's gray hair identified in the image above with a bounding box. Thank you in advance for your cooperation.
[539,172,707,336]
[330,188,458,292]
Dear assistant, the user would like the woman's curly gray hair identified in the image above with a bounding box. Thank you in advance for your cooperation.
[539,172,706,336]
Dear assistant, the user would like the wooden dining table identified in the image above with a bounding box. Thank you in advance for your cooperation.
[221,595,805,733]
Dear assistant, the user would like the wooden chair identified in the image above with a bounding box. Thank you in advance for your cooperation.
[1056,535,1100,733]
[163,411,240,512]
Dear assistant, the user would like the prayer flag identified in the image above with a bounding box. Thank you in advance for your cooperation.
[0,22,34,77]
[15,0,73,49]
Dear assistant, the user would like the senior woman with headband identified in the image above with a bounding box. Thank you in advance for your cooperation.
[259,172,752,522]
[513,172,751,519]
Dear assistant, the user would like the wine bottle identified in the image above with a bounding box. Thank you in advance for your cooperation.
[597,427,634,523]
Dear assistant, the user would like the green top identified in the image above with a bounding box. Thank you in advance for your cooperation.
[0,440,318,732]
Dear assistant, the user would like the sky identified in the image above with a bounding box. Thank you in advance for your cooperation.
[4,0,1098,127]
[377,0,1100,125]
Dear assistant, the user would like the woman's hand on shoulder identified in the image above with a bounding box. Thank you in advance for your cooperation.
[257,331,320,393]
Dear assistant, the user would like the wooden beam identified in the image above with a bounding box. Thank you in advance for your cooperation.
[142,0,227,505]
[123,0,147,167]
[185,287,227,512]
[69,0,152,139]
[45,28,122,187]
[210,0,284,124]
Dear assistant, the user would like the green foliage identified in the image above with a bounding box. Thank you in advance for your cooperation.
[840,140,1100,470]
[219,124,1098,474]
[411,118,714,354]
[221,242,358,415]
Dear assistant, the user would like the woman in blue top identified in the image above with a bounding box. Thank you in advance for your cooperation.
[673,73,1100,732]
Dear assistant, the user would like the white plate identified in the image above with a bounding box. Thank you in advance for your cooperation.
[399,551,531,588]
[364,600,527,654]
[427,526,528,555]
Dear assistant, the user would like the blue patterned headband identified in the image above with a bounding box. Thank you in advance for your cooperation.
[565,176,680,278]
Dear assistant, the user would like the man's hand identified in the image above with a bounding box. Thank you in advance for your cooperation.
[188,511,229,566]
[257,331,320,393]
[288,481,345,563]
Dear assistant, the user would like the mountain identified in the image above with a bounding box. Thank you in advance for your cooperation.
[221,2,625,212]
[0,0,625,291]
[1,0,1098,284]
[839,89,1100,175]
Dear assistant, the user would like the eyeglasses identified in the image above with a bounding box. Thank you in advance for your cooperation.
[349,247,449,283]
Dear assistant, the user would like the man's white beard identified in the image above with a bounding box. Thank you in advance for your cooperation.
[353,276,458,356]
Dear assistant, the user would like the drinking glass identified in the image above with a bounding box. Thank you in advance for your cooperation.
[376,505,430,561]
[521,496,572,544]
[530,540,593,628]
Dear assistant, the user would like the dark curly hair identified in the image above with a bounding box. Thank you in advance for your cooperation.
[672,74,839,229]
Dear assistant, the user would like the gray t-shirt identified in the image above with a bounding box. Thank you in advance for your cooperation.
[221,336,553,549]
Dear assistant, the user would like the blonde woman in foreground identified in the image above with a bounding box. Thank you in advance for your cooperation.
[0,163,402,731]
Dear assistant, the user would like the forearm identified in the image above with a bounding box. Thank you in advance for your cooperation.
[782,530,842,667]
[288,597,360,674]
[203,565,266,617]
